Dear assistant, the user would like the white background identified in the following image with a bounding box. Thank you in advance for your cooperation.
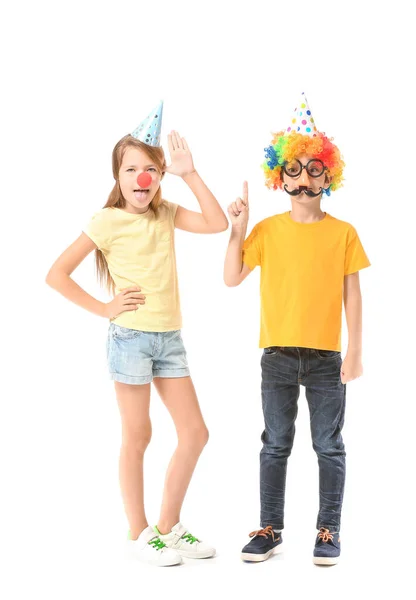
[1,0,415,597]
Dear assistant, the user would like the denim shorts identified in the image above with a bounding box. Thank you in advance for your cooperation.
[107,323,190,385]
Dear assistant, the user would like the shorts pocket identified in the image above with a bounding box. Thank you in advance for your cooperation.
[112,325,143,340]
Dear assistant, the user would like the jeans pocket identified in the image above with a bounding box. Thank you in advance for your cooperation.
[264,346,280,356]
[314,349,341,360]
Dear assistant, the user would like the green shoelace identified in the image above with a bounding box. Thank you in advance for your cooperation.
[181,532,199,545]
[148,537,167,551]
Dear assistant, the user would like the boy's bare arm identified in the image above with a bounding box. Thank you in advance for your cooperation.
[224,227,252,286]
[224,181,252,286]
[343,272,363,353]
[341,271,363,383]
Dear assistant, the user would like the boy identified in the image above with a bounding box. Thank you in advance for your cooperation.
[224,93,370,565]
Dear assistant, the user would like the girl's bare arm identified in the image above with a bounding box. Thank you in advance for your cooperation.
[45,233,144,318]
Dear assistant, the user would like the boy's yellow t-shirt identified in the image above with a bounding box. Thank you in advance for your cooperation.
[242,211,370,351]
[83,201,181,332]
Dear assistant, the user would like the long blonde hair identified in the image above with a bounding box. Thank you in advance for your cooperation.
[95,135,166,294]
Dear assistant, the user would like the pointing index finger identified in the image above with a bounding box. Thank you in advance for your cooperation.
[242,181,249,206]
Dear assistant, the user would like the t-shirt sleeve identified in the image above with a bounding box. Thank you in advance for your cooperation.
[344,226,371,275]
[242,225,261,270]
[166,201,179,225]
[83,210,110,252]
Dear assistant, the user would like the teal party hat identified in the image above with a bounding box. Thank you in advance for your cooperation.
[285,92,318,137]
[131,101,163,147]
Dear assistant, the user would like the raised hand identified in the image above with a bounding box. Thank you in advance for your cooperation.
[165,130,196,178]
[227,181,249,229]
[105,286,146,320]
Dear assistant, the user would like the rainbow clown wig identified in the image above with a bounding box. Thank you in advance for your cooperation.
[262,94,345,194]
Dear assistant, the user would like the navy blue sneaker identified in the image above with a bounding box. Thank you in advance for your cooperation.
[313,527,341,565]
[241,526,283,562]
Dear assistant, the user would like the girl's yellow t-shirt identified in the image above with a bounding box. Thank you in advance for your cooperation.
[83,201,181,332]
[242,211,370,351]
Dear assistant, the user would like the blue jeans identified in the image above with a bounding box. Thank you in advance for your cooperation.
[260,346,346,531]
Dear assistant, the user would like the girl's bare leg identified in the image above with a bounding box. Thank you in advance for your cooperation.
[153,376,209,534]
[115,381,151,540]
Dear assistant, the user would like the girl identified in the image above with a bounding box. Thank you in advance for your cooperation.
[46,105,228,566]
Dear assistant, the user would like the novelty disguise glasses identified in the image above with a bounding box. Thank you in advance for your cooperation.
[283,159,326,178]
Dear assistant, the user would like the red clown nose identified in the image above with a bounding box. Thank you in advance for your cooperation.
[137,172,152,188]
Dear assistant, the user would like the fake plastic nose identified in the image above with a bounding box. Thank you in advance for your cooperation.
[298,168,310,185]
[137,172,152,188]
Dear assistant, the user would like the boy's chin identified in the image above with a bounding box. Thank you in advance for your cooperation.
[293,194,319,203]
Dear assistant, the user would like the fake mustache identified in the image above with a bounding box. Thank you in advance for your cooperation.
[284,185,323,197]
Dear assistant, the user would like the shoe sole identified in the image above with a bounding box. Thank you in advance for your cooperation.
[158,558,183,566]
[241,544,284,562]
[125,547,183,566]
[313,556,339,566]
[156,555,183,566]
[132,555,183,567]
[177,549,216,559]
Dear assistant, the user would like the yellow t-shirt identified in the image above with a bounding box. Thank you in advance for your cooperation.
[83,201,181,332]
[242,211,370,351]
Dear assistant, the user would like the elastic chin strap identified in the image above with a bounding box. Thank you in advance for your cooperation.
[284,185,324,198]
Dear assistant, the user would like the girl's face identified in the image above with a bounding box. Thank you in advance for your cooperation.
[282,153,330,203]
[118,146,163,213]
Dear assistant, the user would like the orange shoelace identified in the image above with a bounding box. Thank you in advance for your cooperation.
[318,527,337,543]
[249,525,277,541]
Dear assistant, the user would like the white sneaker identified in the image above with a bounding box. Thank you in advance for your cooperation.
[155,522,216,559]
[127,526,182,566]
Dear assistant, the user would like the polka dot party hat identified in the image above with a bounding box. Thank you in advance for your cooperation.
[131,100,163,147]
[285,92,318,137]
